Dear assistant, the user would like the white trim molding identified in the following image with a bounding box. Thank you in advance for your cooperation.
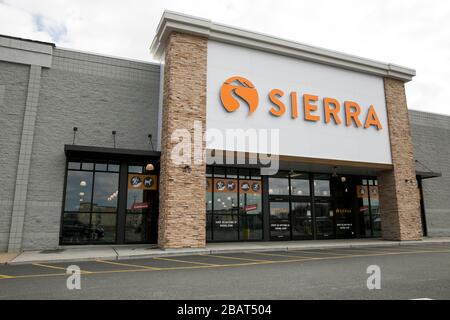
[150,11,416,82]
[0,35,54,68]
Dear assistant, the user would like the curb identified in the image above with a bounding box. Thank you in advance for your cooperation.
[6,240,450,265]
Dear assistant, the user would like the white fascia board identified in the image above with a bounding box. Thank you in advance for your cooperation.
[150,11,416,82]
[0,35,53,67]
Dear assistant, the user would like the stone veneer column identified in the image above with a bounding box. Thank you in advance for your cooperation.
[158,32,208,249]
[377,78,423,241]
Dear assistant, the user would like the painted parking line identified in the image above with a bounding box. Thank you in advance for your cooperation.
[2,248,450,281]
[359,246,450,255]
[328,248,394,255]
[205,254,270,263]
[247,251,319,260]
[33,262,93,274]
[402,245,450,251]
[154,257,220,266]
[288,250,353,256]
[95,260,161,270]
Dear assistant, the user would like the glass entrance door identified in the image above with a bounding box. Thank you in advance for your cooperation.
[314,201,335,239]
[269,201,291,240]
[125,165,159,244]
[291,202,313,240]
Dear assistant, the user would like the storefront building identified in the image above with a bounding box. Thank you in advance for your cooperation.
[0,11,448,252]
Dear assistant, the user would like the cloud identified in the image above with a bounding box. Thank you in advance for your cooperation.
[32,14,67,42]
[1,0,449,115]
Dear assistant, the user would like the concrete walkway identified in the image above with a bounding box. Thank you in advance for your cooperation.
[3,237,450,265]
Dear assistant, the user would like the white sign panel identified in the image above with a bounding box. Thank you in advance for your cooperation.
[206,40,392,165]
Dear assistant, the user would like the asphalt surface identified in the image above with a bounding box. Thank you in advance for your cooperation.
[0,244,449,300]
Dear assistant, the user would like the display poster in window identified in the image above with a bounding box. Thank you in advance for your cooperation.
[210,178,262,195]
[239,180,262,195]
[213,179,238,193]
[206,178,213,192]
[356,185,369,198]
[128,174,158,190]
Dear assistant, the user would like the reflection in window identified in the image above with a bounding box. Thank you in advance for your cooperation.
[269,177,289,195]
[61,161,118,245]
[64,171,93,212]
[315,202,334,238]
[314,175,331,197]
[291,202,313,238]
[93,172,119,212]
[207,166,263,241]
[290,176,310,196]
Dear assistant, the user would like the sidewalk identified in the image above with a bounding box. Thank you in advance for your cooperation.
[3,237,450,265]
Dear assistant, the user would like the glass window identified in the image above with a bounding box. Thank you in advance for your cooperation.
[128,165,143,174]
[290,175,310,196]
[108,163,120,172]
[213,214,238,241]
[125,214,148,243]
[206,213,212,241]
[369,185,381,237]
[95,163,107,171]
[315,202,334,239]
[238,168,251,180]
[61,213,91,244]
[314,175,331,197]
[251,169,261,180]
[239,176,263,241]
[206,166,213,178]
[270,202,290,240]
[82,162,94,171]
[68,162,81,170]
[291,202,313,239]
[269,176,290,195]
[214,167,226,178]
[213,178,238,215]
[92,172,119,213]
[90,213,117,243]
[240,214,263,241]
[64,171,93,212]
[62,161,120,245]
[226,168,238,179]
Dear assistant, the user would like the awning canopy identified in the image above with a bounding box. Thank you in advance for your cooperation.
[415,160,442,180]
[64,145,160,162]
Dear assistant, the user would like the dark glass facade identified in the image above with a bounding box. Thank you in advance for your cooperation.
[206,166,384,242]
[206,166,263,242]
[60,159,159,245]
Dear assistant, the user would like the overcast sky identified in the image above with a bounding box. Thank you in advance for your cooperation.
[1,0,449,115]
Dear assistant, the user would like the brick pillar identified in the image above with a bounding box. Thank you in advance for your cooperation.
[377,78,423,241]
[158,32,207,249]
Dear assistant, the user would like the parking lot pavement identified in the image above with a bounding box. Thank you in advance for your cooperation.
[0,243,450,280]
[1,243,449,299]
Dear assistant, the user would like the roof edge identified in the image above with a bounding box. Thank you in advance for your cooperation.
[150,11,416,82]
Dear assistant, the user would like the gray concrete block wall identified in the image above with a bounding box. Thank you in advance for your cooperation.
[8,65,42,252]
[410,110,450,237]
[21,49,161,250]
[0,61,29,251]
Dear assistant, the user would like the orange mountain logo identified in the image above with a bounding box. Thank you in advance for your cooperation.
[220,76,259,116]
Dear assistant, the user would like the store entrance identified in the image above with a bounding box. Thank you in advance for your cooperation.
[267,172,377,241]
[60,158,160,246]
[269,199,314,241]
[124,164,159,244]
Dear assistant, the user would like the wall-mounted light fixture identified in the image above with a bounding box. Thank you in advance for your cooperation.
[332,166,338,178]
[148,134,154,151]
[72,127,78,145]
[146,163,154,172]
[112,131,117,148]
